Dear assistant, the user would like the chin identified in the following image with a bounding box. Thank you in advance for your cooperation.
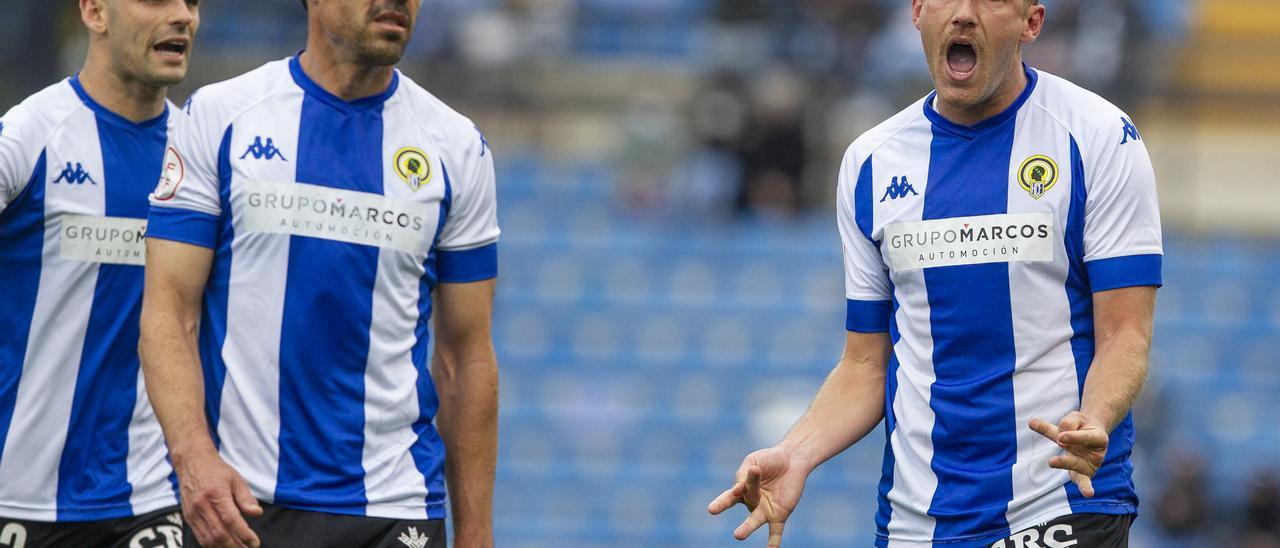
[144,68,187,89]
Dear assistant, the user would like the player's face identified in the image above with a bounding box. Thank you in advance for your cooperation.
[313,0,421,66]
[913,0,1044,114]
[102,0,200,88]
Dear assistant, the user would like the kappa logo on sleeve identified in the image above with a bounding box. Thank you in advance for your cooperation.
[1120,117,1142,145]
[153,146,185,201]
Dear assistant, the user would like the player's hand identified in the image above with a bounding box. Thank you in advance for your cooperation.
[173,447,264,548]
[707,447,810,548]
[1029,412,1109,498]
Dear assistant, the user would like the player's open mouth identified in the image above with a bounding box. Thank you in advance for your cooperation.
[153,38,189,62]
[946,39,978,81]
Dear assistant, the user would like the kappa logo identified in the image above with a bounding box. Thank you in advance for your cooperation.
[1017,155,1059,200]
[53,162,97,185]
[880,175,919,202]
[393,146,432,192]
[475,126,490,157]
[1120,117,1141,145]
[397,526,430,548]
[240,136,288,161]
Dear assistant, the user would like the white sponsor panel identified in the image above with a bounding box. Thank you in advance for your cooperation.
[883,212,1055,272]
[238,181,433,254]
[58,214,147,266]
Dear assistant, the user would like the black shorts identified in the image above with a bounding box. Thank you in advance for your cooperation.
[182,503,445,548]
[0,506,183,548]
[992,513,1133,548]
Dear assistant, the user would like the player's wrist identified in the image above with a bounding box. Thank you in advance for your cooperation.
[167,437,220,466]
[774,442,819,474]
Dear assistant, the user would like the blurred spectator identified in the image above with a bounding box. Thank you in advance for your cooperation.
[1154,451,1212,543]
[1238,470,1280,547]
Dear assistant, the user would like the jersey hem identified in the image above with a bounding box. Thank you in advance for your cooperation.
[0,493,179,523]
[874,501,1137,545]
[265,500,448,521]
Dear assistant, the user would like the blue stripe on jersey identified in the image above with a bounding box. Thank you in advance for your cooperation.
[203,127,237,448]
[0,152,48,466]
[921,108,1021,542]
[854,155,875,241]
[874,288,901,541]
[1063,137,1139,515]
[57,112,170,520]
[1086,255,1162,291]
[146,206,219,248]
[273,93,387,513]
[410,164,454,518]
[436,243,498,283]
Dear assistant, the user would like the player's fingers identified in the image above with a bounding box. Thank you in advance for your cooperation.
[231,476,263,517]
[742,466,763,507]
[1050,454,1098,477]
[708,487,742,515]
[194,503,238,548]
[733,506,768,541]
[1058,413,1087,432]
[1070,470,1096,498]
[767,518,786,548]
[1028,418,1060,442]
[1058,428,1108,450]
[214,495,259,548]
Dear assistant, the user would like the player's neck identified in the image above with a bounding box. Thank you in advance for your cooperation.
[78,55,167,123]
[934,61,1028,128]
[298,45,395,103]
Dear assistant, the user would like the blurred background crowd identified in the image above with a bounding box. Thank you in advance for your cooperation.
[2,0,1277,546]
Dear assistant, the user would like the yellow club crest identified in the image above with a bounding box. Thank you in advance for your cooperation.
[394,147,432,192]
[1018,155,1058,200]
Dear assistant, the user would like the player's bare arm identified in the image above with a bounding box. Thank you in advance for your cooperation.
[139,238,263,548]
[1031,286,1156,497]
[708,331,891,547]
[432,279,499,548]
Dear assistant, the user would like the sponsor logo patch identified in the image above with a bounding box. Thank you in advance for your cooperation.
[883,212,1054,271]
[238,181,433,253]
[59,215,148,266]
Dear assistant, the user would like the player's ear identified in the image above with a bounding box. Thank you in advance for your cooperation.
[80,0,109,35]
[1021,3,1046,44]
[911,0,925,31]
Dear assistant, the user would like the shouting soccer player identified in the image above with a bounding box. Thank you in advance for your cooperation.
[138,1,500,547]
[0,1,199,546]
[711,1,1161,546]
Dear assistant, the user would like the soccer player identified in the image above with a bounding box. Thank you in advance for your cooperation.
[138,0,499,547]
[0,0,199,546]
[710,1,1161,546]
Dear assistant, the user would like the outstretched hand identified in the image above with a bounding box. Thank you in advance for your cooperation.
[1029,412,1109,498]
[707,447,810,548]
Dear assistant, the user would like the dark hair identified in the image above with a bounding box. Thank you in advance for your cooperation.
[300,0,307,11]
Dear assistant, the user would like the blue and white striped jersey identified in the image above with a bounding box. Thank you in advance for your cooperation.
[145,56,500,520]
[0,77,179,521]
[838,67,1162,546]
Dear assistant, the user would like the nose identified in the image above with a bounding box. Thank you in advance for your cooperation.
[169,0,196,29]
[951,0,978,29]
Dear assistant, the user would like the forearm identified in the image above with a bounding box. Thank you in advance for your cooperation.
[433,350,498,545]
[1080,326,1151,432]
[777,334,890,473]
[139,303,214,461]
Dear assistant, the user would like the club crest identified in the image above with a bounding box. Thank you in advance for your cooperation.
[1018,155,1058,200]
[394,147,433,192]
